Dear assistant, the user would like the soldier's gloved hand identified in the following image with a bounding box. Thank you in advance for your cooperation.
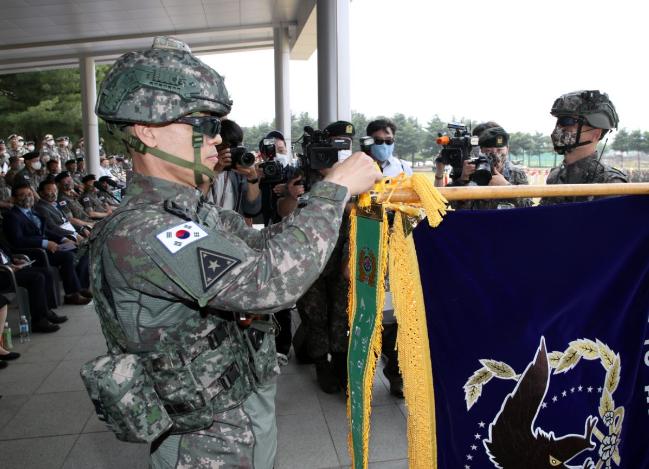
[324,152,382,196]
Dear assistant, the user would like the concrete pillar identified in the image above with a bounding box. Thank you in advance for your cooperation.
[274,26,292,152]
[316,0,351,129]
[79,56,100,177]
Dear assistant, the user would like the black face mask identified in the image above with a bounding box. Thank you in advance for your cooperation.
[15,194,34,209]
[42,192,57,203]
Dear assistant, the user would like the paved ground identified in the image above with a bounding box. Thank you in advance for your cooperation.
[0,302,408,468]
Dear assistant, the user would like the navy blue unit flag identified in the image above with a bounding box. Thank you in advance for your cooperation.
[412,196,649,469]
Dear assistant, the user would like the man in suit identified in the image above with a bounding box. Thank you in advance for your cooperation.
[34,180,88,240]
[3,182,91,305]
[0,242,66,332]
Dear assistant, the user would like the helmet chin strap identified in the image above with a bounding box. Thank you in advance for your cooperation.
[110,124,215,186]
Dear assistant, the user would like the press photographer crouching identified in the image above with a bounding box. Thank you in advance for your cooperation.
[208,119,261,220]
[435,125,532,209]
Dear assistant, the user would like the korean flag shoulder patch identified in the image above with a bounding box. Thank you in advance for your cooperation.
[198,248,240,291]
[156,221,208,254]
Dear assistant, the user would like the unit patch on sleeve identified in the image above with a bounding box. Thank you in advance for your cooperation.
[198,248,240,291]
[156,221,208,254]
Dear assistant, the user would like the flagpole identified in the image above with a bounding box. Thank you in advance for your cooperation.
[373,182,649,203]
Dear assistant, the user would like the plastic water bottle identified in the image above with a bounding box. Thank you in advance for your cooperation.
[19,316,30,344]
[2,322,13,350]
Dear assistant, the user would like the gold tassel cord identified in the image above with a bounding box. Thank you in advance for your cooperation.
[389,211,437,468]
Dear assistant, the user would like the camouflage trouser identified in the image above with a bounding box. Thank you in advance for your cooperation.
[149,379,277,469]
[296,269,349,359]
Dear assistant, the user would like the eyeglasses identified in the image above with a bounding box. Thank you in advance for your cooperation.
[372,137,394,145]
[557,116,581,127]
[175,115,221,138]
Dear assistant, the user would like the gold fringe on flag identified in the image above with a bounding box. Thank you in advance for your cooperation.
[347,173,446,468]
[389,210,438,468]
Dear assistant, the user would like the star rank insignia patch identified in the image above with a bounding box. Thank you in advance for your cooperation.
[156,221,208,254]
[198,248,240,291]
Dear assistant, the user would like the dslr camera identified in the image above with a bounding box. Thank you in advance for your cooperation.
[436,123,492,186]
[229,145,256,170]
[259,138,285,184]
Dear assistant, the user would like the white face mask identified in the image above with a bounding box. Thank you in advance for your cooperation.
[337,149,352,162]
[31,161,42,170]
[46,139,54,146]
[26,145,35,152]
[275,153,290,167]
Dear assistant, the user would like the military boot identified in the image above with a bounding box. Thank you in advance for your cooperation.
[331,352,348,392]
[314,356,340,394]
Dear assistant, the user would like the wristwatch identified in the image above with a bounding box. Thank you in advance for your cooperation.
[247,178,259,184]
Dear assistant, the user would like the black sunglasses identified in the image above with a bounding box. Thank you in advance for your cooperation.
[373,137,394,145]
[175,115,221,138]
[557,116,581,127]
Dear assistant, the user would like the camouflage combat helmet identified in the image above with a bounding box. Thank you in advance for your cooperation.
[95,37,233,186]
[96,36,231,124]
[550,90,618,130]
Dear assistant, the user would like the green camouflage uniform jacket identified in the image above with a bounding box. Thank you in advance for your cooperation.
[540,153,628,205]
[80,188,108,215]
[14,167,44,193]
[89,173,348,465]
[58,191,92,223]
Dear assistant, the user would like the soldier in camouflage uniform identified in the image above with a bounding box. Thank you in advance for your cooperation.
[79,174,112,219]
[451,127,532,210]
[55,172,94,234]
[89,37,380,469]
[540,90,627,205]
[14,151,45,193]
[56,136,75,163]
[6,135,27,158]
[39,134,60,162]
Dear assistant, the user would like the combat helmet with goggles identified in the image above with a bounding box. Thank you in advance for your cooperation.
[95,36,232,186]
[550,90,618,155]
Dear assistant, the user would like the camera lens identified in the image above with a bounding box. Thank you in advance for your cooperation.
[241,152,256,167]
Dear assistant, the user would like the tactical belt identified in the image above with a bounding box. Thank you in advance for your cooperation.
[147,322,241,416]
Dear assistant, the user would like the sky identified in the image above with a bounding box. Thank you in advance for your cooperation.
[200,0,649,135]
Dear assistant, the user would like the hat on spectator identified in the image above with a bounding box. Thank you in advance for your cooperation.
[54,171,71,183]
[82,174,96,183]
[0,139,4,144]
[25,140,35,146]
[7,134,18,141]
[265,130,285,142]
[23,151,40,161]
[478,126,509,148]
[323,121,355,138]
[64,159,76,167]
[43,134,54,141]
[55,136,69,142]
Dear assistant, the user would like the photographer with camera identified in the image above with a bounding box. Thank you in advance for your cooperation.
[435,124,531,209]
[208,119,261,218]
[277,121,357,393]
